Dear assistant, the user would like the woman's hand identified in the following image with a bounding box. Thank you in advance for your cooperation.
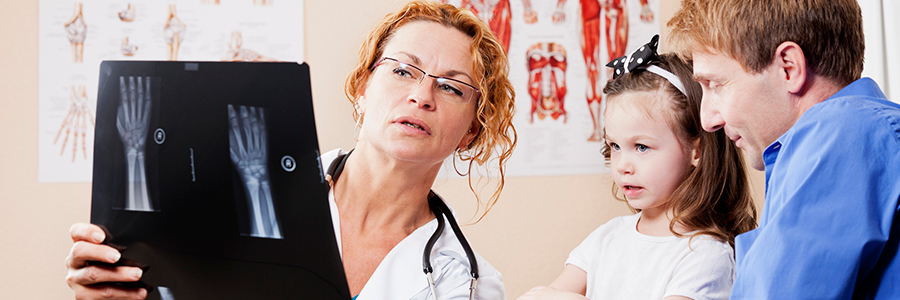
[65,223,147,300]
[517,286,589,300]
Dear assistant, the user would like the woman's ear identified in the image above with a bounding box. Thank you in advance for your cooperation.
[458,120,482,150]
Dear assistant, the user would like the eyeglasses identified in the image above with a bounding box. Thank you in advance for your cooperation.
[372,57,480,104]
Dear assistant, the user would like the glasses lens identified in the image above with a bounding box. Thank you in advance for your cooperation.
[434,78,475,103]
[387,60,424,83]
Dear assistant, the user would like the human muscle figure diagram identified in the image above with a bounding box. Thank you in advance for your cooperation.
[518,0,653,141]
[55,84,94,162]
[228,104,282,239]
[521,0,567,24]
[163,4,186,61]
[527,42,568,122]
[443,0,511,53]
[64,2,86,63]
[117,76,154,212]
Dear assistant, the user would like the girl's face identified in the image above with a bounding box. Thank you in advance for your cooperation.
[356,21,479,167]
[604,92,698,214]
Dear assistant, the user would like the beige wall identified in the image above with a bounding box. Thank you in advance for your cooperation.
[0,1,765,298]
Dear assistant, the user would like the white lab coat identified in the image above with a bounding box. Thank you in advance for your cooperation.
[322,149,506,300]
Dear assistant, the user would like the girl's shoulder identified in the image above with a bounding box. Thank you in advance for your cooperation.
[682,233,734,259]
[599,213,640,231]
[582,213,641,240]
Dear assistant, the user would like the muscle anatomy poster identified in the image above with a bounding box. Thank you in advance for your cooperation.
[440,0,660,177]
[39,0,303,182]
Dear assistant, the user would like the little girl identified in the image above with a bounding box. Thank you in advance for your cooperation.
[518,35,757,300]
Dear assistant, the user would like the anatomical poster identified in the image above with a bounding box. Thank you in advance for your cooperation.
[440,0,660,177]
[38,0,304,182]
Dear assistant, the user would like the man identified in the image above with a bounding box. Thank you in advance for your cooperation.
[667,0,900,298]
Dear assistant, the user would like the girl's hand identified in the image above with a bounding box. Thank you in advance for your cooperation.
[65,223,147,300]
[517,286,589,300]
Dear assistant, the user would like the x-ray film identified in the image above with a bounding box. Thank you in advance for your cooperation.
[91,61,350,300]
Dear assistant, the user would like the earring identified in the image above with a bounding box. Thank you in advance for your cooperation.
[452,148,471,176]
[354,116,362,141]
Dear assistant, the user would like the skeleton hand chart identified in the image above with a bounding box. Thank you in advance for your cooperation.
[118,4,135,22]
[64,3,86,63]
[527,43,568,123]
[163,4,186,61]
[121,37,138,56]
[54,84,94,162]
[446,0,511,53]
[222,31,277,62]
[117,76,153,212]
[227,104,282,239]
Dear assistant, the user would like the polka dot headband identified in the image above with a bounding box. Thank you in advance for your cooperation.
[605,34,687,95]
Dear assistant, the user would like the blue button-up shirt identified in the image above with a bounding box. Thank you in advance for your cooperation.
[732,78,900,299]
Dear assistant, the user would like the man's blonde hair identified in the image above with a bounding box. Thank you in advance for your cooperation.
[667,0,864,86]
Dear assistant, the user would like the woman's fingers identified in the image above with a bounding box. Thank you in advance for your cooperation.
[70,223,106,243]
[69,282,147,300]
[66,241,122,269]
[67,264,143,287]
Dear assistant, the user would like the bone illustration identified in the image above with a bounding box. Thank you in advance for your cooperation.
[163,4,186,61]
[121,37,138,56]
[55,84,95,162]
[118,3,135,22]
[64,3,87,63]
[221,31,277,62]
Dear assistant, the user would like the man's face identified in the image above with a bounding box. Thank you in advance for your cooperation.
[691,50,799,171]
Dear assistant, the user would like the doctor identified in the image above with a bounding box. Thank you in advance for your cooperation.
[64,1,517,299]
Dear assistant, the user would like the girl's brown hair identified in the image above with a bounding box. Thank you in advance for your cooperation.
[344,0,516,221]
[602,53,757,246]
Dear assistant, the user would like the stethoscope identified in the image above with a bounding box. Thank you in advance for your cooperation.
[325,150,479,300]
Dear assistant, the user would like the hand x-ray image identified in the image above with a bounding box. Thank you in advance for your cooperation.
[118,76,154,212]
[91,61,349,299]
[227,104,282,239]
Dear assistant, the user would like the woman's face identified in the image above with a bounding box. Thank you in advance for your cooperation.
[356,21,479,166]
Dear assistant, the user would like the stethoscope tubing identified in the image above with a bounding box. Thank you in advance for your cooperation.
[325,150,480,299]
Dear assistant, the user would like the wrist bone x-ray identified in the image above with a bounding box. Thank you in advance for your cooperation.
[228,104,282,239]
[117,76,154,212]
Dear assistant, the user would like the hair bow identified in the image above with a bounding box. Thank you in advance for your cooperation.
[606,34,660,79]
[605,34,686,95]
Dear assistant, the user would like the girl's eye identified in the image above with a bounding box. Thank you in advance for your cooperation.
[636,144,649,152]
[609,143,620,151]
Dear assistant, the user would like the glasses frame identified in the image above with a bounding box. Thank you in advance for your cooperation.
[372,57,481,104]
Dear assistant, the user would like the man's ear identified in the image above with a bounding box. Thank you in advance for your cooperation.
[773,41,808,94]
[459,120,481,150]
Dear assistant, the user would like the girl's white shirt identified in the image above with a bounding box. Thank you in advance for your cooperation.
[566,213,734,300]
[321,149,506,300]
